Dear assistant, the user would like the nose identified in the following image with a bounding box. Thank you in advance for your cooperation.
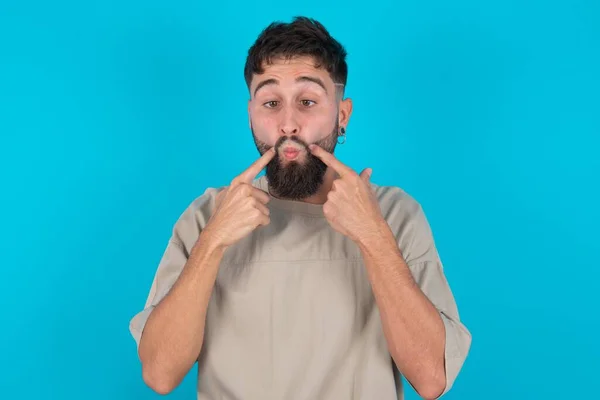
[278,107,299,137]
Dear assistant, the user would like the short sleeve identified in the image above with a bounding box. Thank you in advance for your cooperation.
[409,260,472,397]
[128,236,190,348]
[128,188,220,349]
[385,190,472,397]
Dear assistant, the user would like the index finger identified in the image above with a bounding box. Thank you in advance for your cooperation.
[308,144,354,177]
[237,147,276,183]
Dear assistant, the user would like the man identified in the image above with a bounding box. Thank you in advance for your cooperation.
[129,16,471,400]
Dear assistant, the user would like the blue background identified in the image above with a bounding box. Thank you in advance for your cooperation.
[1,1,598,399]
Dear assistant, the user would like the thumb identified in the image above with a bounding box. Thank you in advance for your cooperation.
[359,168,372,183]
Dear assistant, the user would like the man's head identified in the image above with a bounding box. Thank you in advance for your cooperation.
[244,17,352,200]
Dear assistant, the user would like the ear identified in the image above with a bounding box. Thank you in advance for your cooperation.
[338,97,353,128]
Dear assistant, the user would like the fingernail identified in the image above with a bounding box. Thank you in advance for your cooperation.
[308,144,316,151]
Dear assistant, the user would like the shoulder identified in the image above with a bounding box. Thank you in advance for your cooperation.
[168,184,226,248]
[175,176,266,230]
[370,182,424,222]
[168,177,266,251]
[179,186,223,221]
[370,182,438,264]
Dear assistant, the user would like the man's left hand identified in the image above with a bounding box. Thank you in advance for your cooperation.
[309,144,387,245]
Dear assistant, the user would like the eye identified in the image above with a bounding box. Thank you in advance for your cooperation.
[263,101,279,109]
[300,100,316,107]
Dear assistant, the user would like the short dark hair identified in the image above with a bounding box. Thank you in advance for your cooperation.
[244,17,348,91]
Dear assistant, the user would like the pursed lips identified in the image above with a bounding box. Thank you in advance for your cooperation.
[281,145,304,160]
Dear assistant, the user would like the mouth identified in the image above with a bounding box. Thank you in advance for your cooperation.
[280,145,304,161]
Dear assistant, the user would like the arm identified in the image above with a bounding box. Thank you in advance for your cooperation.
[129,148,276,394]
[137,230,224,394]
[358,202,471,400]
[307,145,471,399]
[358,223,446,400]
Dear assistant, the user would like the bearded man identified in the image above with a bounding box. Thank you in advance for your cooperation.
[130,16,471,400]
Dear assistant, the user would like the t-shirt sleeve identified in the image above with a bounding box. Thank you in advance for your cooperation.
[389,192,472,397]
[128,188,219,349]
[128,235,190,348]
[409,260,471,398]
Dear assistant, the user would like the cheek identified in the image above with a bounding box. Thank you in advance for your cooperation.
[301,113,336,141]
[250,112,279,144]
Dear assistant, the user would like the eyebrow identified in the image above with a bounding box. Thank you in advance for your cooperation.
[253,76,329,97]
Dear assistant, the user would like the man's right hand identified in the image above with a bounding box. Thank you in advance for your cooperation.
[205,148,276,249]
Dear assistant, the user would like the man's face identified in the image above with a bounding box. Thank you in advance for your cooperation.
[248,56,350,200]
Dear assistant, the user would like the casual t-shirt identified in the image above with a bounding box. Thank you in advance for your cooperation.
[129,175,471,399]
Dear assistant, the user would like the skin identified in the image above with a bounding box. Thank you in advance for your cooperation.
[138,56,446,399]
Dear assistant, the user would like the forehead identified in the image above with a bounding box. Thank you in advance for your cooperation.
[250,56,334,93]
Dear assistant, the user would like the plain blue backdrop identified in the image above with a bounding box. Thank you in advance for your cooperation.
[1,0,598,399]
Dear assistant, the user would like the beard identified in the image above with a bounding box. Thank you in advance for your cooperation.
[251,120,339,200]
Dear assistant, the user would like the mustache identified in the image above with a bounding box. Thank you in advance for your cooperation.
[273,135,310,152]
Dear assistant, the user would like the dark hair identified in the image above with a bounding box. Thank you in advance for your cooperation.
[244,16,348,91]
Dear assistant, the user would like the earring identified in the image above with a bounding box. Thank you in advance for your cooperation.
[338,126,346,144]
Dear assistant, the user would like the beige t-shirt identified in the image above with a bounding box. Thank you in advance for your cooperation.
[129,175,471,399]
